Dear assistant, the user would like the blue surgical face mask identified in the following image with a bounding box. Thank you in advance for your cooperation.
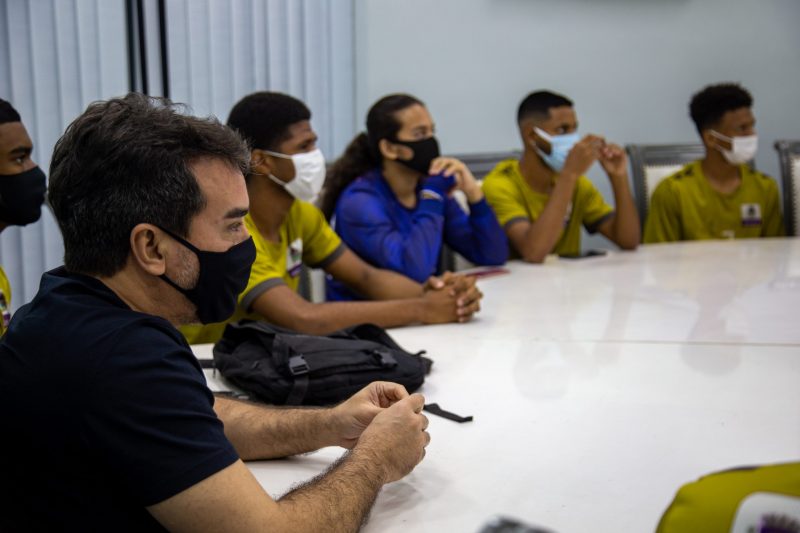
[533,127,580,172]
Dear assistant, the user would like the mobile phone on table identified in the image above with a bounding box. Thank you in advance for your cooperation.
[558,249,607,260]
[458,266,511,279]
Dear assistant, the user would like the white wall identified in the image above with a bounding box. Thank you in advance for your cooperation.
[166,0,356,158]
[354,0,800,249]
[0,0,129,307]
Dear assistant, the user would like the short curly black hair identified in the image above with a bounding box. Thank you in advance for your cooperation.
[689,83,753,134]
[0,98,21,124]
[227,92,311,152]
[517,90,573,124]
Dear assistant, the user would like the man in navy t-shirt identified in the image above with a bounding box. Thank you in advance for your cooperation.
[0,93,430,531]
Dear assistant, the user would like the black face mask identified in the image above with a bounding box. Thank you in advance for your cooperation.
[392,136,441,175]
[0,166,47,226]
[158,227,257,324]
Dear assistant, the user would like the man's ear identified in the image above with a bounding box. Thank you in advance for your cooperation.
[701,128,728,151]
[250,149,274,176]
[525,122,549,153]
[700,130,712,149]
[129,223,167,276]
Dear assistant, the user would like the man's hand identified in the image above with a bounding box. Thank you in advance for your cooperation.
[420,285,461,323]
[354,393,430,484]
[422,272,482,323]
[447,274,482,322]
[331,382,410,449]
[598,142,629,182]
[429,157,483,203]
[561,134,604,178]
[422,273,447,292]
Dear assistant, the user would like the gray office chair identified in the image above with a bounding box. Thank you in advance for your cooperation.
[774,140,800,236]
[449,150,521,181]
[437,151,520,272]
[626,143,706,227]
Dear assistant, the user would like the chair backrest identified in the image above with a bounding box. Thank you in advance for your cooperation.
[449,151,521,181]
[774,140,800,236]
[626,143,706,226]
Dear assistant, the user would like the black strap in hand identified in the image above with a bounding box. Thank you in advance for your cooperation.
[424,403,473,423]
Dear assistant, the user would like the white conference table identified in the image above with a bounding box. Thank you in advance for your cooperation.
[196,238,800,533]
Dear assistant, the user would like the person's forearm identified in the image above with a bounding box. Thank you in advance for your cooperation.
[214,396,339,460]
[276,447,386,533]
[520,175,577,262]
[256,298,426,335]
[609,175,640,249]
[353,268,424,301]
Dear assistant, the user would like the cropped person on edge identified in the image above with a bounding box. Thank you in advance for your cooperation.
[0,94,430,532]
[0,98,47,336]
[644,83,784,243]
[181,91,482,344]
[319,93,507,301]
[483,90,640,263]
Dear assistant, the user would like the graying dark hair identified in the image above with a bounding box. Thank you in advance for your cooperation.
[49,93,250,276]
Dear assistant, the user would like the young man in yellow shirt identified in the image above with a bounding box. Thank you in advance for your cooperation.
[0,99,47,335]
[644,83,784,243]
[182,92,482,343]
[483,91,640,263]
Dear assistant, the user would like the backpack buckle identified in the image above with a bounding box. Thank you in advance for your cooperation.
[372,349,397,367]
[288,355,309,376]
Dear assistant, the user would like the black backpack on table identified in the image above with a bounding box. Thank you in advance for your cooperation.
[213,320,432,406]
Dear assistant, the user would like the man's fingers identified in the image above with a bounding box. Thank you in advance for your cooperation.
[406,393,426,413]
[582,133,605,145]
[430,157,454,176]
[450,274,476,292]
[458,298,481,321]
[439,161,459,177]
[371,381,409,406]
[425,275,445,290]
[456,285,483,306]
[428,157,447,175]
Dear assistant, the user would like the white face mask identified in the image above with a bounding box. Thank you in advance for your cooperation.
[265,148,326,203]
[709,130,758,165]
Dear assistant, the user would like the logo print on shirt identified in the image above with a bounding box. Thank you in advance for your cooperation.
[287,238,303,278]
[564,202,573,227]
[741,203,762,227]
[730,492,800,533]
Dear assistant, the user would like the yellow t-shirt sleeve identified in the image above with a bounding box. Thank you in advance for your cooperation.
[762,179,785,237]
[296,201,343,267]
[644,179,682,243]
[578,177,614,232]
[0,265,11,337]
[240,230,286,306]
[180,205,339,345]
[483,173,530,228]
